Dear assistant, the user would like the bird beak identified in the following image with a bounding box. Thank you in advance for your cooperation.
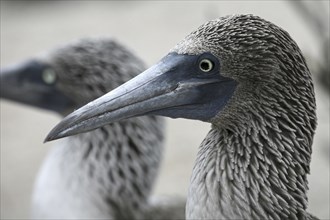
[0,60,74,114]
[45,52,237,141]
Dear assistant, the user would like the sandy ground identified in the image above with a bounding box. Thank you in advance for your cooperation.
[1,1,329,219]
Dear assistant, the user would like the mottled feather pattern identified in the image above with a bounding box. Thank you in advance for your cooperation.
[32,38,170,219]
[66,116,164,219]
[46,38,146,106]
[33,13,318,219]
[176,15,317,219]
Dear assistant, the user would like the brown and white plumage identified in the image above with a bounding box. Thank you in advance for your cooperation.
[46,15,319,219]
[173,15,317,219]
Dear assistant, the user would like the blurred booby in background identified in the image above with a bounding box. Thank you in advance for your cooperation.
[1,38,185,219]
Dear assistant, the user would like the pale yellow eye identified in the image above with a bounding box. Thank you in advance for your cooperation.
[199,59,214,72]
[42,68,57,84]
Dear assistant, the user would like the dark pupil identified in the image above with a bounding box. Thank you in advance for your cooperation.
[201,61,210,71]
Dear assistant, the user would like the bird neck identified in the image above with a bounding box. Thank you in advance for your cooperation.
[42,116,164,219]
[187,122,312,220]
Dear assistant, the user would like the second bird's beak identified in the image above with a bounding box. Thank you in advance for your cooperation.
[1,60,74,114]
[45,52,237,141]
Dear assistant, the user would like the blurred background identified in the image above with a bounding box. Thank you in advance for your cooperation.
[1,1,329,219]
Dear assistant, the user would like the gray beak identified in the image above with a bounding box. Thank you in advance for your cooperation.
[45,52,237,141]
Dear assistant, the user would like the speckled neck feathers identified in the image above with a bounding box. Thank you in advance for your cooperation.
[33,116,165,219]
[68,116,164,219]
[188,122,314,220]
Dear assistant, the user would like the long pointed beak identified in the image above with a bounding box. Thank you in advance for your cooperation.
[0,60,73,114]
[45,52,237,141]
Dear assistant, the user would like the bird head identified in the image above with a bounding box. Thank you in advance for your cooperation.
[45,15,316,142]
[171,15,316,131]
[1,37,145,116]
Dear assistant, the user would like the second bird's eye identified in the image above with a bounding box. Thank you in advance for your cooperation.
[199,59,214,72]
[42,68,57,85]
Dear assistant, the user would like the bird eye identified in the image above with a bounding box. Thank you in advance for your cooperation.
[42,68,57,85]
[199,59,214,72]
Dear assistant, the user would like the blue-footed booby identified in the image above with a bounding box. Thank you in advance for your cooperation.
[46,15,319,220]
[1,38,185,219]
